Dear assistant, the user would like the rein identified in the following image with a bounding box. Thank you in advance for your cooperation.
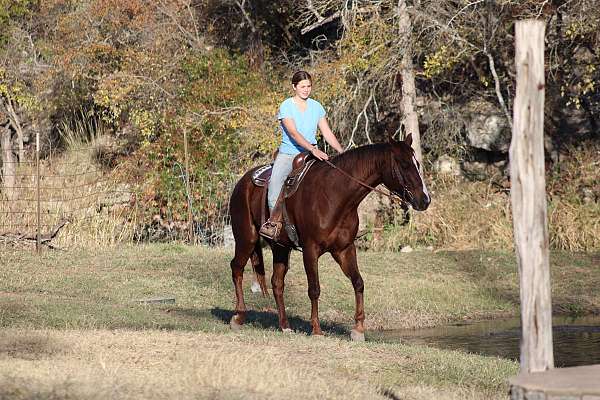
[322,157,411,205]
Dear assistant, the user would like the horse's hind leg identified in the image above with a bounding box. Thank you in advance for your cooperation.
[331,243,365,341]
[230,238,256,329]
[250,242,269,296]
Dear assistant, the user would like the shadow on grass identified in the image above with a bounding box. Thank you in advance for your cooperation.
[0,331,65,360]
[205,307,351,336]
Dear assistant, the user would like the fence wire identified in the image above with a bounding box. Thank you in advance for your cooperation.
[0,143,238,249]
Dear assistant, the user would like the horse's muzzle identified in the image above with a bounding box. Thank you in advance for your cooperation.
[400,188,430,212]
[413,198,430,211]
[411,192,430,211]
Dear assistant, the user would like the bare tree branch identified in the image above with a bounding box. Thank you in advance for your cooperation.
[301,11,340,35]
[347,90,373,150]
[156,1,204,50]
[485,49,513,130]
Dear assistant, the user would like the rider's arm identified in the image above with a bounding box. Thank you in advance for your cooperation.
[318,117,344,154]
[281,118,329,160]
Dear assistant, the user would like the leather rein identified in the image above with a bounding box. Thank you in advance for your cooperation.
[322,153,413,206]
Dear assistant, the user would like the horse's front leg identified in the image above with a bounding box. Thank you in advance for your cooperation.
[271,246,292,331]
[303,244,323,336]
[332,243,365,341]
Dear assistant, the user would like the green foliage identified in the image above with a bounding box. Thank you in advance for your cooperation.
[0,67,39,112]
[0,0,34,38]
[181,49,265,107]
[423,46,459,79]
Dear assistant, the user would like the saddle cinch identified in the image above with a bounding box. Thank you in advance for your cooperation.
[251,152,316,248]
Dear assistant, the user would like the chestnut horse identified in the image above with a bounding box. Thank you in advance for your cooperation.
[228,134,430,340]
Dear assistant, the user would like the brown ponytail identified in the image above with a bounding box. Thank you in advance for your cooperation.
[291,71,312,87]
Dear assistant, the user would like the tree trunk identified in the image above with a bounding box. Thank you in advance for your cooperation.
[5,98,24,163]
[510,20,553,373]
[397,0,423,167]
[1,125,16,201]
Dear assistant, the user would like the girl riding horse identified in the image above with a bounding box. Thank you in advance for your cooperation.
[228,133,430,341]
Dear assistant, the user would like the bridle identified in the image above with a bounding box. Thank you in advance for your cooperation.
[322,151,413,206]
[389,152,416,205]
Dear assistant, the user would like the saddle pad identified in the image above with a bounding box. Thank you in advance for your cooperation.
[252,164,272,187]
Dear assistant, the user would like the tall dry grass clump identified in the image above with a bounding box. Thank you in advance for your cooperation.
[379,175,514,251]
[378,144,600,251]
[546,144,600,251]
[0,118,137,249]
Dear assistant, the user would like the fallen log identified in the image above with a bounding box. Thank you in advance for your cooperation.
[0,219,69,248]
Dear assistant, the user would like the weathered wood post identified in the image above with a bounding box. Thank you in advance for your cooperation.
[510,20,553,373]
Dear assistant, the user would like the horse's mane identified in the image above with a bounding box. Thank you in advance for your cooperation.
[329,143,389,173]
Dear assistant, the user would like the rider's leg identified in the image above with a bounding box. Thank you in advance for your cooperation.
[259,152,294,239]
[267,152,294,210]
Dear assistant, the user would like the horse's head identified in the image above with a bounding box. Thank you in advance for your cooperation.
[383,134,431,211]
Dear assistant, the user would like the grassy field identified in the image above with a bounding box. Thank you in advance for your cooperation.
[0,244,598,399]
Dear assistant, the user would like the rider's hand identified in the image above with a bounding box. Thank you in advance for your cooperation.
[310,147,329,161]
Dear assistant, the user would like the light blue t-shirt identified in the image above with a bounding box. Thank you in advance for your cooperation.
[277,97,326,155]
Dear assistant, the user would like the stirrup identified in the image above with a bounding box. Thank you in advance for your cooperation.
[259,221,282,240]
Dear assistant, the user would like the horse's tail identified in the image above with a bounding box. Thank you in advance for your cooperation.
[229,168,268,297]
[250,241,268,296]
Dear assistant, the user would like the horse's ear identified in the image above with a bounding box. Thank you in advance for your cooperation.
[404,133,413,146]
[388,131,399,144]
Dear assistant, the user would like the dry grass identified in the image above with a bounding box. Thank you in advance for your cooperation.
[379,175,514,251]
[380,153,600,251]
[1,244,598,399]
[0,328,516,400]
[546,144,600,251]
[0,125,138,248]
[1,245,598,332]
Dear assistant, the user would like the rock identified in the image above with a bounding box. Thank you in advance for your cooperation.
[357,188,390,232]
[97,183,132,209]
[434,155,461,176]
[461,160,489,180]
[550,104,593,141]
[580,187,597,204]
[400,245,413,253]
[464,100,511,152]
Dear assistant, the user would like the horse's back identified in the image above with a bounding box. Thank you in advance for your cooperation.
[229,167,264,233]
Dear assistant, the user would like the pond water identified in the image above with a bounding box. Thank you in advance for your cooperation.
[371,316,600,367]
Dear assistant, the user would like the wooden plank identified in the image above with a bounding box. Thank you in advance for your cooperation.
[510,19,554,373]
[136,297,176,304]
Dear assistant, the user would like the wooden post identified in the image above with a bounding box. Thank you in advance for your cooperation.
[36,124,41,254]
[183,128,194,243]
[510,20,553,373]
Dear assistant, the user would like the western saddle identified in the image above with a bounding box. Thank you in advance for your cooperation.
[252,152,316,247]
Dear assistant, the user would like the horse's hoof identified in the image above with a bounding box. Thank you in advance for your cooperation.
[230,315,243,330]
[350,329,365,342]
[281,328,293,334]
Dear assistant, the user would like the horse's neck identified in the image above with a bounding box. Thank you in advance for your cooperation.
[331,147,386,210]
